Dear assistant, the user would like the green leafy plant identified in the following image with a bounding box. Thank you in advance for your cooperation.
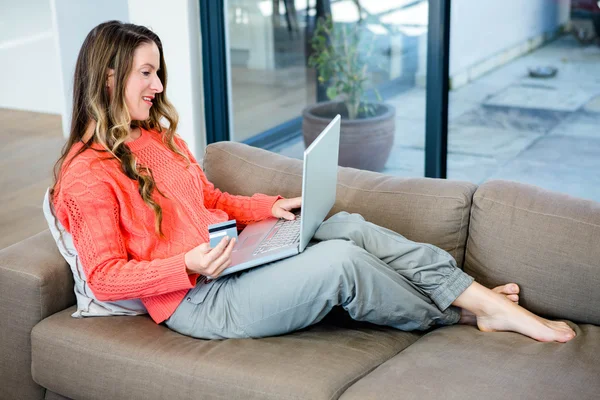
[308,16,381,120]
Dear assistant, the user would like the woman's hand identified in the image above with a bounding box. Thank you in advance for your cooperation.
[272,197,302,220]
[184,236,236,278]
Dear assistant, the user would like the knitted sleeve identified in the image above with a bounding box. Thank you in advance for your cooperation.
[174,136,281,225]
[53,163,197,302]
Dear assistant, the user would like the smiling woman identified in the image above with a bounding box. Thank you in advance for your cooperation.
[53,21,181,236]
[120,43,164,122]
[47,20,299,325]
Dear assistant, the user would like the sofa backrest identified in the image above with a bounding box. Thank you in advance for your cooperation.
[464,180,600,325]
[203,142,477,266]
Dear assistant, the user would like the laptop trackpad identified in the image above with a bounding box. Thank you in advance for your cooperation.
[238,233,262,250]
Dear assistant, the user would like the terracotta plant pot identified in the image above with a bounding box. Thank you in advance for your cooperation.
[302,101,395,172]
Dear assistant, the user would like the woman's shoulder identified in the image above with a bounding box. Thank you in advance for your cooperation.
[53,148,121,215]
[59,143,120,187]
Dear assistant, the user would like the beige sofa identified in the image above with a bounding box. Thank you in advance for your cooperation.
[1,142,599,400]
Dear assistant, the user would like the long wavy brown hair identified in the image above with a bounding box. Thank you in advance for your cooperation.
[51,21,188,236]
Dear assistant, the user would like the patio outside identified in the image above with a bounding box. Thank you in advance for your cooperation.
[273,33,600,202]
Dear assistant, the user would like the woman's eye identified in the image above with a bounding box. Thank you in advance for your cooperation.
[142,71,151,77]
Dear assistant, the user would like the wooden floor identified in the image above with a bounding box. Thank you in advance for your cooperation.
[0,108,65,250]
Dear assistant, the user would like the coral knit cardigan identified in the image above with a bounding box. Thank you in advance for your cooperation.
[53,128,280,323]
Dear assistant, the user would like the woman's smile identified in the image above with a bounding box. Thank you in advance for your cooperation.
[142,96,154,106]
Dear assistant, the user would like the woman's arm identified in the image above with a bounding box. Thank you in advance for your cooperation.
[173,135,281,224]
[198,170,281,224]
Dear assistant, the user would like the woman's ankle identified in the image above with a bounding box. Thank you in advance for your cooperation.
[452,281,505,317]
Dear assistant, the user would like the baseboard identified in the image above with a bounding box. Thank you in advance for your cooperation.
[447,24,567,90]
[414,24,567,90]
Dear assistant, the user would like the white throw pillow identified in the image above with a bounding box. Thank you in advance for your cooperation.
[43,189,147,318]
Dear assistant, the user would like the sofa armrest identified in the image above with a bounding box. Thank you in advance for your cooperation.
[0,230,75,400]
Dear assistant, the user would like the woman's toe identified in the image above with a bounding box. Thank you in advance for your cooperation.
[505,283,520,294]
[493,283,520,295]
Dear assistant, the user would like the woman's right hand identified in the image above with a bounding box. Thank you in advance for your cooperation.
[184,236,236,278]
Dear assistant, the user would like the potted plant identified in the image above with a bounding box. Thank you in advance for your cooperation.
[303,16,395,172]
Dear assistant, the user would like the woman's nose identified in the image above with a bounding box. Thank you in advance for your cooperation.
[151,75,163,93]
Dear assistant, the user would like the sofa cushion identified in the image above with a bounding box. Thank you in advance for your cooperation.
[203,142,477,266]
[42,189,147,318]
[32,307,419,400]
[340,323,600,400]
[465,180,600,325]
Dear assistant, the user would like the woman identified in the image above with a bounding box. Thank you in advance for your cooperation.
[51,21,575,342]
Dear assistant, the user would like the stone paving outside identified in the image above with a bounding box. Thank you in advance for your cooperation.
[274,34,600,203]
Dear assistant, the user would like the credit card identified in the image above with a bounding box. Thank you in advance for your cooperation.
[208,220,238,248]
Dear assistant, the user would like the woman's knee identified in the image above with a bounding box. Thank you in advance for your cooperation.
[311,239,369,277]
[312,239,363,261]
[326,211,365,224]
[314,213,369,243]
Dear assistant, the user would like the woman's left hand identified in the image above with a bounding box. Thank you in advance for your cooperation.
[271,197,302,220]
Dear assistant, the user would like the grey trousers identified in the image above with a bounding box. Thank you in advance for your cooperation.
[165,212,474,339]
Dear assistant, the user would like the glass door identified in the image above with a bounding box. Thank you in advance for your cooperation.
[227,0,315,145]
[202,0,451,177]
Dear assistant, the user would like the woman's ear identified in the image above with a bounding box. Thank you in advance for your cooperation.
[106,68,115,99]
[106,68,115,88]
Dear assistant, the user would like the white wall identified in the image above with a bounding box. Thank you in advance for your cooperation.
[0,0,62,114]
[449,0,570,78]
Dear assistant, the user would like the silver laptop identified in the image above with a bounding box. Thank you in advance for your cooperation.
[220,114,341,276]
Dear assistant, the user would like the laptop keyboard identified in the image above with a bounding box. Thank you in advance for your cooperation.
[253,212,302,256]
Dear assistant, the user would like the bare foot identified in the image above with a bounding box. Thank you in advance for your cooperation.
[454,282,576,343]
[460,283,519,325]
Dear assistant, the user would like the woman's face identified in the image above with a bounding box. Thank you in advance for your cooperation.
[118,41,164,121]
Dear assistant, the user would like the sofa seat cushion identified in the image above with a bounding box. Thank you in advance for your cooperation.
[32,307,420,400]
[340,323,600,400]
